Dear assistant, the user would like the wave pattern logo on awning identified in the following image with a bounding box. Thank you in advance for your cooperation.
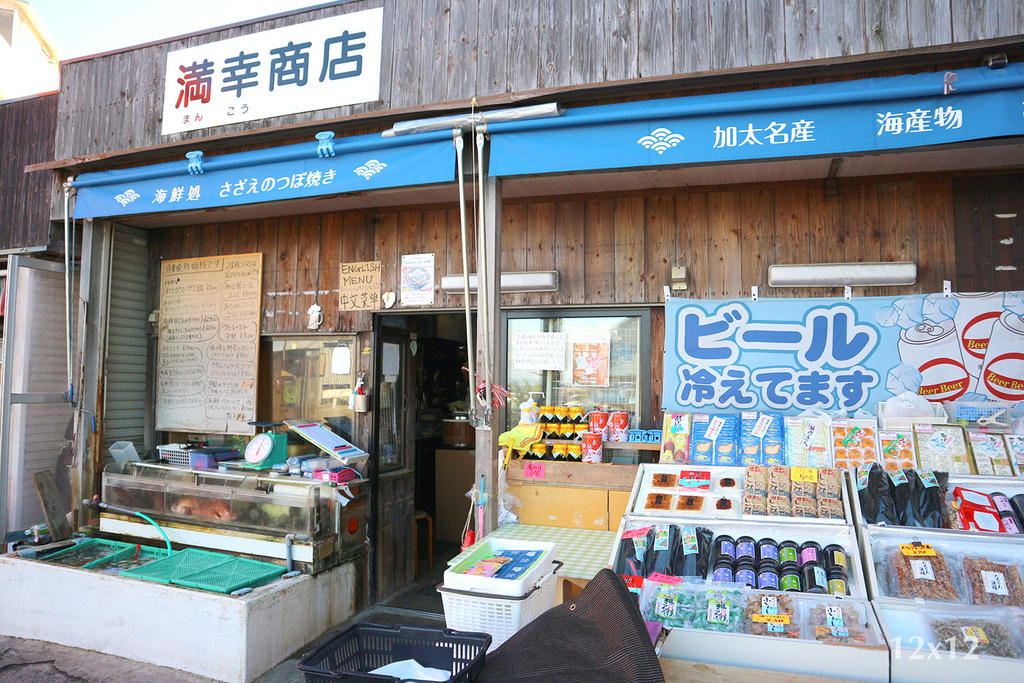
[354,159,387,179]
[637,127,686,154]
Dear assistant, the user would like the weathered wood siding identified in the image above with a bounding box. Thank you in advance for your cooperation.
[55,0,1024,160]
[953,173,1024,293]
[0,94,58,251]
[152,172,1024,417]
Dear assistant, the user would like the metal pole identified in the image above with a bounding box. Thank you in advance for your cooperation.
[453,131,477,422]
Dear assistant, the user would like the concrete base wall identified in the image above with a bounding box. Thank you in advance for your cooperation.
[0,554,357,682]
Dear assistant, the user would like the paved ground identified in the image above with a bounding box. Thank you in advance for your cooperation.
[0,606,446,683]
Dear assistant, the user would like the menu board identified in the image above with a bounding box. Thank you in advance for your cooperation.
[156,253,262,435]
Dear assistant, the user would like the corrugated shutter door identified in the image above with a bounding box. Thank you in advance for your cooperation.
[104,226,149,460]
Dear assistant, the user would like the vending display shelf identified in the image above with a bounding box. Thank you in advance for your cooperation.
[848,470,1024,538]
[622,463,855,526]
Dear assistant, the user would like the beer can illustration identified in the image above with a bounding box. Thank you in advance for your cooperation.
[608,411,630,442]
[980,311,1024,401]
[898,321,970,402]
[588,411,610,438]
[582,431,604,463]
[952,292,1002,392]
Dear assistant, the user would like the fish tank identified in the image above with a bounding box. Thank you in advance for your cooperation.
[102,462,335,537]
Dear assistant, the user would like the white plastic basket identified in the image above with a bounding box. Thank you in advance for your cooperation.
[876,401,947,431]
[444,539,557,597]
[438,561,561,651]
[156,444,191,467]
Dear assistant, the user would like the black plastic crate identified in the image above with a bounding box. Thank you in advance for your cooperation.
[298,623,491,683]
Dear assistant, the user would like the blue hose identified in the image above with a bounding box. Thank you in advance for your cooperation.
[133,511,173,557]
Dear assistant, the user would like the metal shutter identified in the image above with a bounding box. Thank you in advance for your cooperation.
[103,225,150,460]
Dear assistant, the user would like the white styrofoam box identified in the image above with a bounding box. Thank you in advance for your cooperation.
[660,597,889,683]
[874,599,1024,683]
[443,538,557,597]
[610,515,868,598]
[858,524,1024,603]
[623,463,854,526]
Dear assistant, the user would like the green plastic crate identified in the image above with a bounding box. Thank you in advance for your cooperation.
[173,556,286,594]
[119,548,233,585]
[43,539,136,569]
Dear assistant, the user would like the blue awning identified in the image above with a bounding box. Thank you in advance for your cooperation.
[488,63,1024,178]
[72,129,457,219]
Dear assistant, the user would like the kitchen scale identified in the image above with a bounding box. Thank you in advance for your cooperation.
[236,421,289,470]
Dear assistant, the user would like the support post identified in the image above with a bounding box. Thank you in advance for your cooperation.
[475,176,502,536]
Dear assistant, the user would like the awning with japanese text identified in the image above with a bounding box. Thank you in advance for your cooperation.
[663,291,1024,414]
[488,63,1024,178]
[71,129,456,219]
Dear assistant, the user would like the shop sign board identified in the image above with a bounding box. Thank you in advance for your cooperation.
[339,261,381,311]
[161,8,384,135]
[489,63,1024,178]
[400,253,435,306]
[663,291,1024,413]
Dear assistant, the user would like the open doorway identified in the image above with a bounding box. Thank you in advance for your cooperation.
[374,312,474,613]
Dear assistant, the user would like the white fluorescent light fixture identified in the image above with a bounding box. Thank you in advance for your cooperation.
[383,103,563,137]
[441,271,559,294]
[768,262,917,287]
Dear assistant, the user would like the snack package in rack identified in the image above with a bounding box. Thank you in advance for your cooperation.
[968,431,1015,476]
[914,424,973,475]
[784,415,833,468]
[878,431,918,471]
[738,412,784,466]
[659,412,691,464]
[831,418,880,470]
[1006,434,1024,474]
[883,542,962,602]
[689,414,739,466]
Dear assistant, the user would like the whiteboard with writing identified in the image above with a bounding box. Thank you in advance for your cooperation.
[513,332,566,371]
[157,253,263,435]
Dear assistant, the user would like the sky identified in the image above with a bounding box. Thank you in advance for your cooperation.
[30,0,333,60]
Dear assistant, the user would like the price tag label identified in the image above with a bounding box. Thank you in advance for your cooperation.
[791,466,819,483]
[523,461,546,479]
[962,626,989,643]
[983,570,1009,596]
[799,422,820,452]
[751,414,772,439]
[752,614,792,624]
[707,599,729,625]
[647,572,681,585]
[900,543,937,557]
[622,526,651,540]
[826,604,845,628]
[910,559,936,581]
[705,416,725,441]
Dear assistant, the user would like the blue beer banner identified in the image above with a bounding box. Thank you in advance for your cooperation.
[663,291,1024,413]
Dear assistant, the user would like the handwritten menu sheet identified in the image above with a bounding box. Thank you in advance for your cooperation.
[156,253,263,435]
